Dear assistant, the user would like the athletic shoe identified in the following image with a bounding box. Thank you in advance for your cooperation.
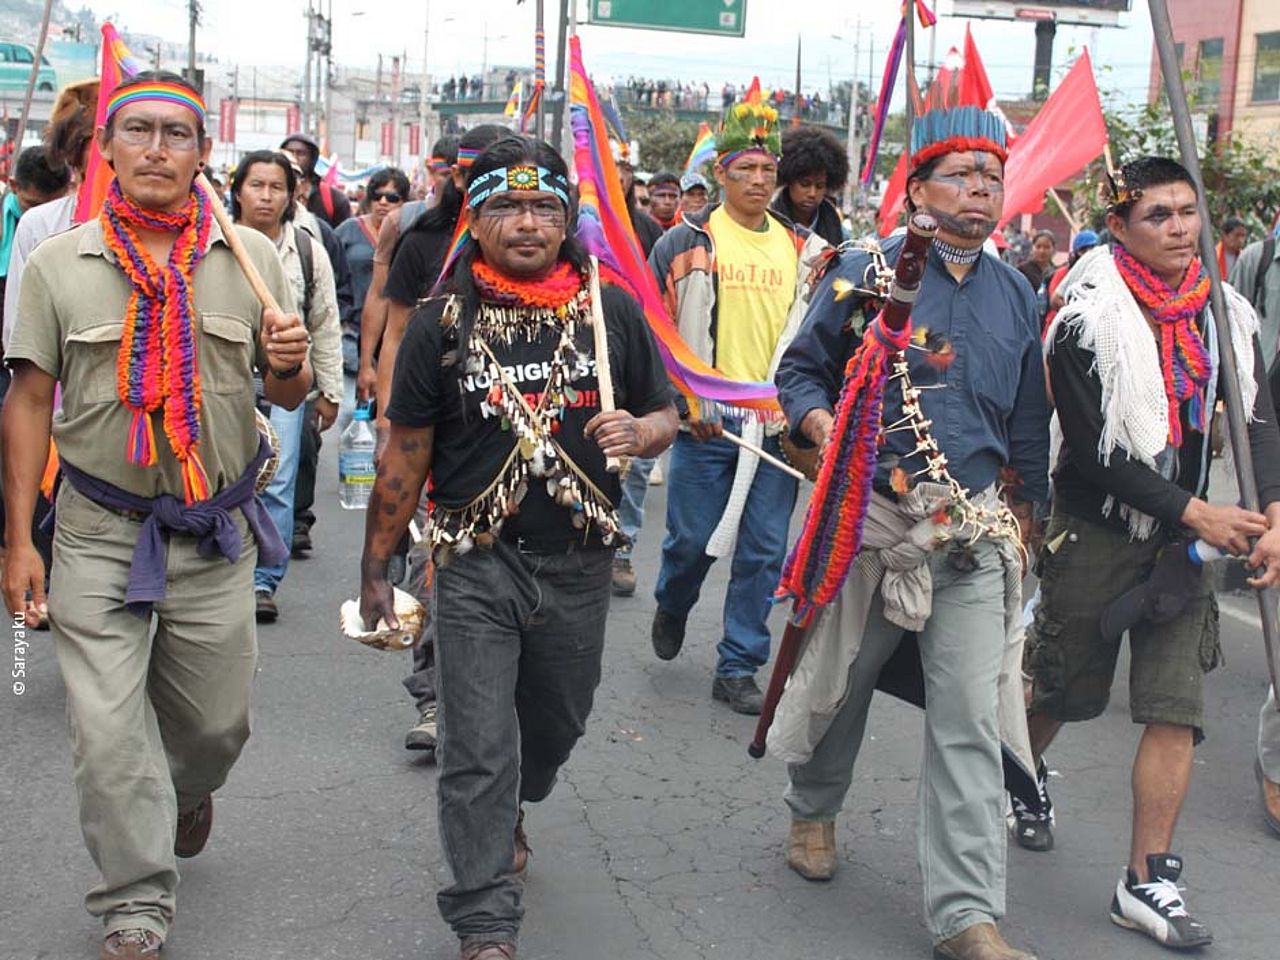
[405,703,438,756]
[611,556,637,597]
[1109,853,1213,949]
[1012,758,1055,852]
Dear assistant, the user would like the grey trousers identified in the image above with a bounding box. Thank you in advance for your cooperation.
[433,540,613,946]
[1261,686,1280,781]
[785,540,1008,943]
[48,482,258,941]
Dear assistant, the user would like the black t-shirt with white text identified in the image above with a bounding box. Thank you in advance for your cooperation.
[386,282,675,547]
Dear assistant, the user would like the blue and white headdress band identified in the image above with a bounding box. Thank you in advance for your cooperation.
[467,165,571,209]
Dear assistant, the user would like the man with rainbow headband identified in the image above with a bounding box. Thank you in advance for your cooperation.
[359,135,676,960]
[2,71,309,960]
[773,81,1048,960]
[1026,156,1280,949]
[647,79,829,715]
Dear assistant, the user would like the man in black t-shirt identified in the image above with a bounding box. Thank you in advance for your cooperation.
[358,135,677,960]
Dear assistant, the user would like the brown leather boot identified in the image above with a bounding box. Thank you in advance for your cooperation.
[786,820,836,881]
[512,808,530,876]
[99,929,162,959]
[933,922,1037,960]
[174,795,212,859]
[1260,760,1280,836]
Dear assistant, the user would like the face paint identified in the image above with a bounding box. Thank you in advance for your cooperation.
[924,204,997,241]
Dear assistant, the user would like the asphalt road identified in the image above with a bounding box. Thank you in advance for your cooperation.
[3,448,1278,960]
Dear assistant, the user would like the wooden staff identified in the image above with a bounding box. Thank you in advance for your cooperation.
[721,430,806,482]
[195,172,283,314]
[1047,187,1080,235]
[587,255,624,474]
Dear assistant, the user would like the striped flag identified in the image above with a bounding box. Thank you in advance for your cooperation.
[568,35,781,420]
[683,122,716,176]
[75,23,145,224]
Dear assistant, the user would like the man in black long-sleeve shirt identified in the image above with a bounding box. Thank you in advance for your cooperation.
[1027,157,1280,951]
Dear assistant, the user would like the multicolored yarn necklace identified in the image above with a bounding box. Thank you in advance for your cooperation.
[1112,243,1212,446]
[100,178,214,504]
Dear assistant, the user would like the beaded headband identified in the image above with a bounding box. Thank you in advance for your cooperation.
[456,146,482,169]
[106,82,206,125]
[467,165,571,209]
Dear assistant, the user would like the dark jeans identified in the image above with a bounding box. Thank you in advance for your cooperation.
[293,400,320,537]
[434,540,612,946]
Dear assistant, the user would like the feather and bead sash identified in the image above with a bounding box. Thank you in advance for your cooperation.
[100,178,214,503]
[1111,243,1211,446]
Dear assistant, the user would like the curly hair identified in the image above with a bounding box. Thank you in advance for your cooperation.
[778,125,849,192]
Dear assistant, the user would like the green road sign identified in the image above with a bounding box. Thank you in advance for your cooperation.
[588,0,747,38]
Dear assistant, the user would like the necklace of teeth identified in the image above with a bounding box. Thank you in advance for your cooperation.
[430,299,623,558]
[881,353,1022,548]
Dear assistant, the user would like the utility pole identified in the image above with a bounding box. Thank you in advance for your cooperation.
[420,0,432,156]
[303,0,313,135]
[845,20,861,211]
[550,0,569,150]
[186,0,200,86]
[14,0,53,156]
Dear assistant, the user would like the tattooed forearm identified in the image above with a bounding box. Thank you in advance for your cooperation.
[360,424,434,580]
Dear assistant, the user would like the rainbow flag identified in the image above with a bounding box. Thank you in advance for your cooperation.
[504,81,524,119]
[683,122,716,176]
[568,36,780,420]
[75,23,145,223]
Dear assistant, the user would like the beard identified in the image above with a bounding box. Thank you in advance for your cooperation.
[923,205,997,242]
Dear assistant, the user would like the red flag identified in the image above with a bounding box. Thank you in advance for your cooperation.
[996,50,1107,229]
[877,152,909,237]
[960,25,995,114]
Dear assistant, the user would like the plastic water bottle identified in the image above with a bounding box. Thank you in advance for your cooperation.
[338,405,376,509]
[1187,540,1225,566]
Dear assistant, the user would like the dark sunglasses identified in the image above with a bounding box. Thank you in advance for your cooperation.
[373,191,403,203]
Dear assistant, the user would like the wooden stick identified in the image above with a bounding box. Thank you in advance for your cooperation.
[1046,187,1080,235]
[587,256,624,474]
[195,172,283,314]
[721,429,806,482]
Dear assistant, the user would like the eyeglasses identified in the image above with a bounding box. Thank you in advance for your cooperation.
[373,191,403,203]
[114,118,199,151]
[477,196,566,225]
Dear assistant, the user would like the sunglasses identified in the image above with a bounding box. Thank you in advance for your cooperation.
[373,191,403,203]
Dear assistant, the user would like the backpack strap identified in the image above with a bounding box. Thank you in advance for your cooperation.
[293,224,316,323]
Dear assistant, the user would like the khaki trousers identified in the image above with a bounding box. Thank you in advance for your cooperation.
[48,483,258,940]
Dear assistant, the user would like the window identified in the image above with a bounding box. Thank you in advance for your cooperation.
[0,45,13,63]
[1197,38,1223,105]
[12,46,33,64]
[1255,32,1280,103]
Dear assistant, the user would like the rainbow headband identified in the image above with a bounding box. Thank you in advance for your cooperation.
[717,147,778,169]
[467,165,571,209]
[428,155,452,172]
[456,146,482,169]
[106,82,206,125]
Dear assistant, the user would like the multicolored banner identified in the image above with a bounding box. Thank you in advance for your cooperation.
[75,23,145,223]
[683,122,716,176]
[567,35,781,420]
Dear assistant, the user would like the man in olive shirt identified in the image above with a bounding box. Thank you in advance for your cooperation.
[1,72,309,960]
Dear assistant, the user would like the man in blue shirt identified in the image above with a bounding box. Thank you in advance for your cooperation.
[773,96,1048,960]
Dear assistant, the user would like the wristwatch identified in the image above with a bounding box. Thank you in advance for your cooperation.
[269,360,305,380]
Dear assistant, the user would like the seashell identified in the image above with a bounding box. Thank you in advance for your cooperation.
[339,587,427,652]
[571,511,587,529]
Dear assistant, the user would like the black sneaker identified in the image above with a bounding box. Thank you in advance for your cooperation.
[1012,758,1055,852]
[712,675,764,715]
[1109,853,1213,949]
[650,608,686,661]
[405,703,438,757]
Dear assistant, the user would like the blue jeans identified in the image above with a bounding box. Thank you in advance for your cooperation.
[254,402,306,594]
[654,429,798,678]
[616,456,655,556]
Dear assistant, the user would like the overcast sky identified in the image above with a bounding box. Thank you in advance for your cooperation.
[80,0,1155,106]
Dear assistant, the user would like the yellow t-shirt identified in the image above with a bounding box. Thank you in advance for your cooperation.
[709,206,798,383]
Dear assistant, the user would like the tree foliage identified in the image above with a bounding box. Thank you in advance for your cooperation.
[624,110,702,174]
[1075,98,1280,238]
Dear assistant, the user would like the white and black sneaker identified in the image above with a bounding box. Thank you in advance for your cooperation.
[1109,853,1213,949]
[1012,758,1055,852]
